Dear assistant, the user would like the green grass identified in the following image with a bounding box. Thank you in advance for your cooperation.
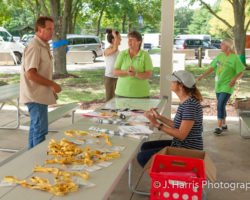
[185,65,216,98]
[56,70,106,103]
[150,68,161,96]
[0,66,249,103]
[0,74,20,85]
[149,48,161,53]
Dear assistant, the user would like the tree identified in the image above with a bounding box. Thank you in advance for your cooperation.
[78,0,161,35]
[68,0,83,33]
[8,0,81,74]
[86,0,111,36]
[187,8,212,34]
[209,1,250,38]
[174,7,194,35]
[193,0,250,64]
[0,0,14,27]
[85,0,136,35]
[108,0,136,33]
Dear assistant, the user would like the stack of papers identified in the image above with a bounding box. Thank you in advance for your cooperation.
[118,125,153,135]
[128,115,149,123]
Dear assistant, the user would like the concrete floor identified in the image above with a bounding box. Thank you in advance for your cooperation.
[0,107,250,200]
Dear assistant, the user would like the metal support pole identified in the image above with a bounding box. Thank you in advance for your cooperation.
[72,110,76,124]
[0,148,19,153]
[0,98,20,129]
[128,162,150,196]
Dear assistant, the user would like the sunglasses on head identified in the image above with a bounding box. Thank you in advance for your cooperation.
[172,72,182,83]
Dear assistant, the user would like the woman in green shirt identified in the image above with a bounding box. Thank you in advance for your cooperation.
[113,31,153,98]
[198,38,245,135]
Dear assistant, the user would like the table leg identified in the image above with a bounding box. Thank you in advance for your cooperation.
[0,148,19,153]
[0,98,20,129]
[128,162,150,196]
[72,110,76,124]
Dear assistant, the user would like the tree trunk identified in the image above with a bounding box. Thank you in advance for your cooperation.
[49,0,73,74]
[96,8,104,36]
[35,0,41,16]
[40,0,50,16]
[69,0,81,34]
[128,23,132,33]
[27,0,40,17]
[122,13,126,33]
[72,11,78,33]
[69,6,80,34]
[232,0,246,60]
[68,11,73,34]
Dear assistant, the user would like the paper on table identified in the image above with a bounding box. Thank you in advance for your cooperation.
[128,115,149,123]
[0,180,16,187]
[89,126,123,136]
[96,161,112,168]
[75,179,96,188]
[82,112,111,118]
[83,164,102,172]
[117,111,132,117]
[70,165,86,171]
[118,125,153,135]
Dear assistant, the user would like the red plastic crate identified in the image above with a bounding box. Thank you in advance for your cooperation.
[149,154,206,200]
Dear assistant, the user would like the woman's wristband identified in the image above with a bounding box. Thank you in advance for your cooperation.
[157,123,164,131]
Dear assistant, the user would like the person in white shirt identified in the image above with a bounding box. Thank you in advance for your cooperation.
[104,29,121,101]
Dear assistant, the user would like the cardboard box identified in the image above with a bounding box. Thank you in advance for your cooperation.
[144,146,216,182]
[235,98,250,110]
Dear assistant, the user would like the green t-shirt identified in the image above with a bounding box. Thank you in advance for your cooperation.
[210,52,245,94]
[114,49,153,97]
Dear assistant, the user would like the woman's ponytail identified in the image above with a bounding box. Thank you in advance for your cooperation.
[183,84,203,102]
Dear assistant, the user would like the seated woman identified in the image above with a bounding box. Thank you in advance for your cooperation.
[113,30,153,98]
[137,70,203,167]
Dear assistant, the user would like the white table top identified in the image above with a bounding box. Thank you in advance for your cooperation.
[0,97,165,200]
[0,83,19,102]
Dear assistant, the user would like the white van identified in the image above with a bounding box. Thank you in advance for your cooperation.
[175,34,211,42]
[67,34,103,61]
[0,27,25,64]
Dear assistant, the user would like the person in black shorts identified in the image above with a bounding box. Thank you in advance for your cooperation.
[137,70,203,167]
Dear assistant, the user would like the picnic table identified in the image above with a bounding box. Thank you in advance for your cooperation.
[0,97,167,200]
[0,83,79,152]
[237,109,250,139]
[0,83,21,129]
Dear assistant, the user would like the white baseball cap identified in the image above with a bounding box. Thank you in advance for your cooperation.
[167,70,196,88]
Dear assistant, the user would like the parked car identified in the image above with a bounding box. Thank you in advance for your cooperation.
[0,27,25,64]
[211,39,222,49]
[66,34,103,61]
[13,36,21,42]
[174,38,217,57]
[175,34,211,42]
[21,34,34,46]
[143,43,152,52]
